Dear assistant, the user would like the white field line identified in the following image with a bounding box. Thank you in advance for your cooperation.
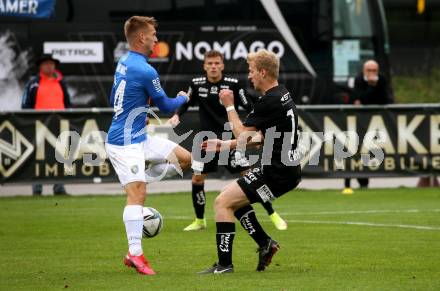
[165,208,440,231]
[167,209,440,219]
[287,220,440,231]
[280,209,440,216]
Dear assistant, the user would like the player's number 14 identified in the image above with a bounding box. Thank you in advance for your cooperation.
[114,80,126,118]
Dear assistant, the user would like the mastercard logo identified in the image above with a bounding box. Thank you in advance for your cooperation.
[150,42,169,58]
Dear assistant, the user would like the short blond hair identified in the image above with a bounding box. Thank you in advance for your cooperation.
[124,16,157,44]
[247,49,279,79]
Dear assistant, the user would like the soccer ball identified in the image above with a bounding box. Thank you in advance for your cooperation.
[142,207,163,238]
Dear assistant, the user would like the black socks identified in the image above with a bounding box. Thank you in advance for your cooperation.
[262,201,274,215]
[192,183,206,219]
[216,222,235,266]
[235,205,270,248]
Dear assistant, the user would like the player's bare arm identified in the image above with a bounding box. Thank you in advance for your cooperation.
[218,88,263,147]
[218,88,246,136]
[201,131,263,153]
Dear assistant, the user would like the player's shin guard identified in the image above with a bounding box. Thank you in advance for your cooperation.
[216,222,235,267]
[123,205,144,256]
[192,183,206,219]
[235,205,270,248]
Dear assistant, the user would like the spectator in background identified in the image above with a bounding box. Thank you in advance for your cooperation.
[353,60,393,105]
[343,60,393,195]
[22,54,70,196]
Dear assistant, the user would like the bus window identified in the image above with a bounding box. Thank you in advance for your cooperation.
[333,0,372,38]
[377,0,390,54]
[333,0,376,82]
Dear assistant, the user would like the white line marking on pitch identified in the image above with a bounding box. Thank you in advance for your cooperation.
[288,220,440,231]
[165,213,440,231]
[165,209,440,230]
[280,209,440,216]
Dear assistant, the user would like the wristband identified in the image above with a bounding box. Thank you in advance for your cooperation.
[226,106,235,112]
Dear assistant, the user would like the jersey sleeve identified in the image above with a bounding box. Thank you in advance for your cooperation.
[142,66,187,113]
[143,67,168,100]
[243,102,263,128]
[234,82,253,113]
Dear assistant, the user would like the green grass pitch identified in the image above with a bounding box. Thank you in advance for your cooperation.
[0,188,439,290]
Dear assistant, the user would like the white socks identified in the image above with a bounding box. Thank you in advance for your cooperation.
[145,162,179,183]
[123,205,143,256]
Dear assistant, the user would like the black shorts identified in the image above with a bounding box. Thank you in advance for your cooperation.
[237,165,301,204]
[192,149,250,174]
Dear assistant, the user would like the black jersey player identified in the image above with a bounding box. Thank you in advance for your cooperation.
[198,49,301,274]
[169,50,287,231]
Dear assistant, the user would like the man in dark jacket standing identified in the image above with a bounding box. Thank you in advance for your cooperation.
[22,54,71,195]
[343,60,393,194]
[352,60,393,105]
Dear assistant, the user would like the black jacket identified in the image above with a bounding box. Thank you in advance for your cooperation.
[352,73,393,105]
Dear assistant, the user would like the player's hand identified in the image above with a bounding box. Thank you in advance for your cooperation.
[177,91,190,103]
[201,139,223,152]
[219,89,234,107]
[167,114,180,127]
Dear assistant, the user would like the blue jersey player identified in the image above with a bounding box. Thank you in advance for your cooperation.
[105,16,191,275]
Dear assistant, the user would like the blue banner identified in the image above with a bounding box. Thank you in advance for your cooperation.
[0,0,55,19]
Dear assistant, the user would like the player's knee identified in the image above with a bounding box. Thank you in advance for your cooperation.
[192,174,205,185]
[126,183,146,204]
[179,152,191,170]
[213,195,225,211]
[214,192,231,212]
[173,146,191,171]
[135,185,146,198]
